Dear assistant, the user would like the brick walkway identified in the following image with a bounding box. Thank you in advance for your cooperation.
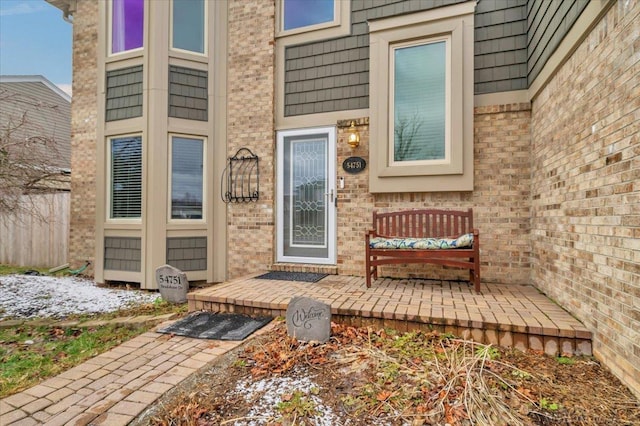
[189,275,592,356]
[1,320,275,426]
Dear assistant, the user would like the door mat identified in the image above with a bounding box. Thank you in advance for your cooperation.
[255,271,328,283]
[157,312,272,341]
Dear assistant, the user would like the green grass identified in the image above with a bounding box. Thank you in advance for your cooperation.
[0,322,144,397]
[0,264,189,397]
[0,265,51,276]
[556,356,575,365]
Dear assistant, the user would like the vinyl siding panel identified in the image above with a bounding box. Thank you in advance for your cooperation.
[105,66,143,122]
[0,80,71,169]
[527,0,589,84]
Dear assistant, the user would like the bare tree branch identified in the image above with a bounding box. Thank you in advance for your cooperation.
[0,88,69,219]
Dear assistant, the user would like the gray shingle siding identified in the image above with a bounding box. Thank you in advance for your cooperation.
[527,0,589,84]
[166,237,207,271]
[284,0,529,116]
[104,237,141,272]
[105,66,143,121]
[285,0,469,117]
[474,0,528,93]
[168,66,208,121]
[283,0,589,115]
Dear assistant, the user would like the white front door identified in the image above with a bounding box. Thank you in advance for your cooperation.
[277,127,336,264]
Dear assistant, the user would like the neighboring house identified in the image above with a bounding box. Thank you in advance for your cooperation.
[0,75,71,189]
[0,75,71,267]
[47,0,639,397]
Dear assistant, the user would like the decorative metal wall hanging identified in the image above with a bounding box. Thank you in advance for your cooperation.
[221,148,259,203]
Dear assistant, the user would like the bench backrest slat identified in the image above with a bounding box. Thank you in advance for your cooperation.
[373,208,474,238]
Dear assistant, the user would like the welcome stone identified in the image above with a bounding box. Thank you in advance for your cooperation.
[155,264,188,303]
[286,296,331,343]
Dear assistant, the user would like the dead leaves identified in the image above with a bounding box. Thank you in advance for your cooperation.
[244,332,336,378]
[376,390,393,402]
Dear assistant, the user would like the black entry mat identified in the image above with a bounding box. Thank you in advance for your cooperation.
[255,271,328,283]
[158,312,272,341]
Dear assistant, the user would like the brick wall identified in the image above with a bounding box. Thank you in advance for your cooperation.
[69,0,533,287]
[335,104,532,285]
[69,0,98,273]
[531,0,640,398]
[225,0,276,278]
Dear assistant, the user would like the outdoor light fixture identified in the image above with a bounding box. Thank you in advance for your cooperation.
[347,121,360,149]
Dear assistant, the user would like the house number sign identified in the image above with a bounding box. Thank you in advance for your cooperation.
[342,156,366,174]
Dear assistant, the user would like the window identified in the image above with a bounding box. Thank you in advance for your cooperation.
[171,0,205,54]
[111,0,144,54]
[283,0,334,31]
[276,0,349,40]
[170,136,204,220]
[391,38,449,165]
[369,3,475,192]
[110,136,142,219]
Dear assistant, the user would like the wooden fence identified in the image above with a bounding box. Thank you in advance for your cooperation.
[0,192,70,268]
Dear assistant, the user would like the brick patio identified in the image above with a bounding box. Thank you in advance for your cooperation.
[189,275,593,357]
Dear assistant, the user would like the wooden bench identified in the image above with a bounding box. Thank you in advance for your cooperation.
[365,208,480,292]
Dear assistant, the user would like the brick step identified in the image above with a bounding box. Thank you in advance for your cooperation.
[187,276,592,357]
[189,297,591,357]
[269,263,338,275]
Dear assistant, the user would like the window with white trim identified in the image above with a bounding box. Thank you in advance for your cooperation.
[369,3,475,193]
[276,0,350,40]
[171,0,206,54]
[109,136,142,219]
[110,0,144,55]
[282,0,334,31]
[170,136,204,220]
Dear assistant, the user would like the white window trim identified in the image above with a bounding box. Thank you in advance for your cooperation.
[388,36,452,168]
[369,2,475,193]
[107,134,143,223]
[169,0,208,57]
[168,134,207,224]
[107,0,145,58]
[276,126,337,265]
[275,0,350,42]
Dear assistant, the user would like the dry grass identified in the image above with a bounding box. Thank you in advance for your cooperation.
[144,322,640,426]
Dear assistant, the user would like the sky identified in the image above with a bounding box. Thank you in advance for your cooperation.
[0,0,72,95]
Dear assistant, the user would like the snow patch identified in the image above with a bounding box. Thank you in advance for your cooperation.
[0,274,158,319]
[228,374,344,426]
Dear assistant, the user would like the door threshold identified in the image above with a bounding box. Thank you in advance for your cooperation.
[270,263,338,275]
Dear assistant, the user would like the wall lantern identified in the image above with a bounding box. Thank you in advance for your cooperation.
[347,121,360,149]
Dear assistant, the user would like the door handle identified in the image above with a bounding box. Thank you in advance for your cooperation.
[326,189,334,203]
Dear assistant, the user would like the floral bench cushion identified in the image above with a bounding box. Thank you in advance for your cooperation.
[369,233,474,250]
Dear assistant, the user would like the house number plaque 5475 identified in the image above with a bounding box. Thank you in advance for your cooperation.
[342,156,366,174]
